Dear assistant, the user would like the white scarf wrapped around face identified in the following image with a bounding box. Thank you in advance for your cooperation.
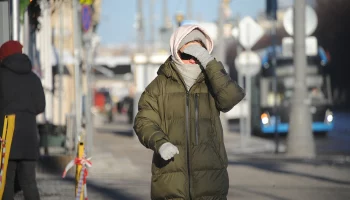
[175,62,201,91]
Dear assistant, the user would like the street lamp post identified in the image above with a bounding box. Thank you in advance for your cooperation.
[287,0,316,158]
[0,0,10,44]
[72,0,83,150]
[175,12,184,27]
[218,0,230,135]
[11,0,20,40]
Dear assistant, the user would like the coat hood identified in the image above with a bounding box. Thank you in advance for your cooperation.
[169,24,214,64]
[0,53,32,74]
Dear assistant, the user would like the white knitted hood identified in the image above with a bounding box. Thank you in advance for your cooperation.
[169,24,214,64]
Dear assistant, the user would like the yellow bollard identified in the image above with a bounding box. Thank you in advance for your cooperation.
[62,140,91,199]
[0,115,16,199]
[75,142,85,200]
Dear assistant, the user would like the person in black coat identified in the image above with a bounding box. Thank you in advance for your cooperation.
[0,40,45,200]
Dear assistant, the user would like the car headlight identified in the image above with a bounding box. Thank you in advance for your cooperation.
[325,109,333,123]
[261,112,270,125]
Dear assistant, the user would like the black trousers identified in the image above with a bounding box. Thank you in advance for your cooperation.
[3,160,40,200]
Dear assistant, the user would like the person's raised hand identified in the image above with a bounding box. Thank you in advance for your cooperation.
[182,43,214,68]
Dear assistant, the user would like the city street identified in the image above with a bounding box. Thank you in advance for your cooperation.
[315,112,350,155]
[15,113,350,200]
[249,112,350,156]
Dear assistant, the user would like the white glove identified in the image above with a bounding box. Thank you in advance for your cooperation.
[158,142,179,160]
[183,44,214,68]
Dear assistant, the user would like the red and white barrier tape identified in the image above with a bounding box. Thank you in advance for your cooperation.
[62,155,92,200]
[0,138,6,187]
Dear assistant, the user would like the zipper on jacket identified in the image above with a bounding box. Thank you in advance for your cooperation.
[195,94,199,145]
[185,91,192,200]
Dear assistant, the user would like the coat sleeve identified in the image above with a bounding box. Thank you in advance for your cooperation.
[133,79,168,153]
[33,75,46,115]
[204,59,245,113]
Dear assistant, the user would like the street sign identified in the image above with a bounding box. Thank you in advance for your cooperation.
[81,5,92,32]
[283,5,318,36]
[282,36,318,57]
[238,16,264,50]
[235,51,261,76]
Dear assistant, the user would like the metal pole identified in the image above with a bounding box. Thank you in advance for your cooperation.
[244,20,251,139]
[58,0,64,129]
[270,18,279,154]
[23,10,30,55]
[72,0,82,146]
[137,0,144,52]
[235,15,246,146]
[149,0,155,51]
[0,0,10,45]
[218,0,229,135]
[246,65,251,139]
[83,32,99,155]
[11,0,19,40]
[161,0,169,50]
[40,0,53,155]
[217,0,225,65]
[187,0,192,19]
[287,0,315,157]
[85,34,93,156]
[163,0,168,27]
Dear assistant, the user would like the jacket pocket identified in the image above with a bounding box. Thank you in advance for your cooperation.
[152,152,170,175]
[195,94,199,145]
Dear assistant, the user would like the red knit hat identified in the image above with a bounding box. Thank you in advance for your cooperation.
[0,40,23,60]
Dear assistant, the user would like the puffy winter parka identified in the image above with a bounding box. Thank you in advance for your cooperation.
[134,57,245,200]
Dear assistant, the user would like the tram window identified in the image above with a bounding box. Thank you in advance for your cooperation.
[261,76,331,107]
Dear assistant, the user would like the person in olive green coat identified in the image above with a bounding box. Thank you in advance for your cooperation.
[133,24,245,200]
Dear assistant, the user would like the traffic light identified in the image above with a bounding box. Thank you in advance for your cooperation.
[266,0,278,20]
[28,0,41,32]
